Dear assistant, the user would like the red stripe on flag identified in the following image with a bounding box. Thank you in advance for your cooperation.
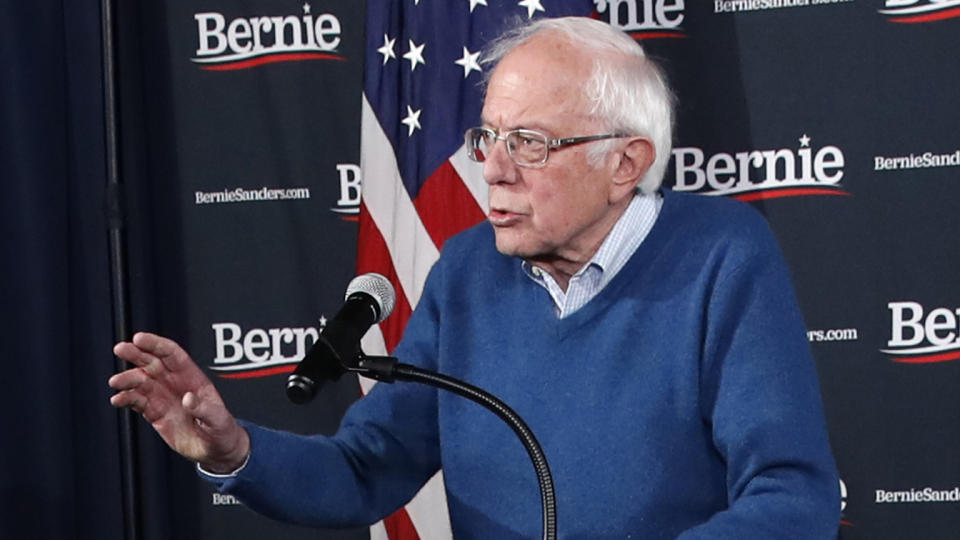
[413,161,487,250]
[890,7,960,23]
[383,508,422,540]
[356,201,414,353]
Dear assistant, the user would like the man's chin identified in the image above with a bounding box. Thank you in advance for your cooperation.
[493,236,526,258]
[493,229,552,260]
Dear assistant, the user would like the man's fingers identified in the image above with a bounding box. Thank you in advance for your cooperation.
[116,332,203,382]
[113,343,171,379]
[113,341,157,369]
[110,389,147,411]
[108,368,149,391]
[132,332,199,374]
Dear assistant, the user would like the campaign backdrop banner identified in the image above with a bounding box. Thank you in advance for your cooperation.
[113,1,367,538]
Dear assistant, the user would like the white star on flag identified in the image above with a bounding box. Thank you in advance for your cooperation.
[518,0,546,18]
[403,40,427,71]
[377,34,396,65]
[454,47,482,78]
[402,106,423,136]
[469,0,488,12]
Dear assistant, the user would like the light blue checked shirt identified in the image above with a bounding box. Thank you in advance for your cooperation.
[522,191,662,319]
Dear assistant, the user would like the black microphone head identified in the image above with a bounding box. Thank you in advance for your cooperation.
[345,273,396,323]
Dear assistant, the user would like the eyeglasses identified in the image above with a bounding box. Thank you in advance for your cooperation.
[464,127,627,168]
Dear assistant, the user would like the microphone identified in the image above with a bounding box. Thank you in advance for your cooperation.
[286,273,396,404]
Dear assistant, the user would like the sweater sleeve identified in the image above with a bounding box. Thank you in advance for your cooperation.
[199,263,448,528]
[678,221,841,539]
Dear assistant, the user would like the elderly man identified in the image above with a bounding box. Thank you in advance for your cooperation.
[110,16,840,539]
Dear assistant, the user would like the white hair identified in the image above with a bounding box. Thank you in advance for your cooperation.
[482,17,674,194]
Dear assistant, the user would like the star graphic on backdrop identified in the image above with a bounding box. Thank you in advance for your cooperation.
[303,2,311,14]
[799,134,811,147]
[377,34,396,65]
[403,40,426,71]
[518,0,545,18]
[469,0,488,12]
[402,106,423,136]
[455,46,482,78]
[318,315,328,327]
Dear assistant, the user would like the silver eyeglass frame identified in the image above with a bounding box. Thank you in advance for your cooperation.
[464,127,628,168]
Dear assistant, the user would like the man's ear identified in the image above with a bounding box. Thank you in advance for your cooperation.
[612,137,655,188]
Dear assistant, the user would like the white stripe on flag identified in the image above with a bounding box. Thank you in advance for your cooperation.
[449,144,490,214]
[369,521,388,540]
[405,473,453,538]
[360,93,439,309]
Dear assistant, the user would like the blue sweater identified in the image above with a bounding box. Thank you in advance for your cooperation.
[210,190,840,539]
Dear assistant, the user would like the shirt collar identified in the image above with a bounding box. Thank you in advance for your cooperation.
[522,190,662,283]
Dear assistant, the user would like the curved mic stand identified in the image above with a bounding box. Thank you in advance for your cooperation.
[352,355,557,540]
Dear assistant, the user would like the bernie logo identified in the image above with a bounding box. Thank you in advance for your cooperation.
[192,4,345,71]
[879,0,960,23]
[671,135,850,201]
[207,322,325,379]
[882,301,960,364]
[594,0,687,39]
[332,164,361,222]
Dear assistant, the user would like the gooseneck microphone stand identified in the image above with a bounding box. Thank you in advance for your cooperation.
[289,353,557,540]
[358,355,556,540]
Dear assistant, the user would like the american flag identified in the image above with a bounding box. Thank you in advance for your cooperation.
[357,1,596,538]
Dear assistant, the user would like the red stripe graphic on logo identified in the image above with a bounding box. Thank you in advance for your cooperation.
[733,188,850,202]
[216,365,297,379]
[889,7,960,23]
[199,52,346,71]
[628,31,687,39]
[890,349,960,364]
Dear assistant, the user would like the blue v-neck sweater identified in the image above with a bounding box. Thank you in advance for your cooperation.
[211,190,840,539]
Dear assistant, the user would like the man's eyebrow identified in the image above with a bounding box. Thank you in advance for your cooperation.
[478,117,552,133]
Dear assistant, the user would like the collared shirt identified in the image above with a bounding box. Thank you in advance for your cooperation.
[522,191,663,318]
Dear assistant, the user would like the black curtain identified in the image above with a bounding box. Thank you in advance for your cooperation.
[0,2,127,539]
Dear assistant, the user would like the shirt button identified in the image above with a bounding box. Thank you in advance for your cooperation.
[531,266,542,277]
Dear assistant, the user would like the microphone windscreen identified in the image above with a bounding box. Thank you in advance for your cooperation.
[345,273,396,323]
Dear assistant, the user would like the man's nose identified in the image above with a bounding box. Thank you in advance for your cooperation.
[482,138,517,185]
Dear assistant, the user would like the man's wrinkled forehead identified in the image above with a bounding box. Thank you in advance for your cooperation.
[480,38,591,129]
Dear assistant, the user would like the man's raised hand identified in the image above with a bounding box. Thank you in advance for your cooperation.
[109,332,250,473]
